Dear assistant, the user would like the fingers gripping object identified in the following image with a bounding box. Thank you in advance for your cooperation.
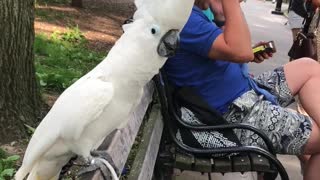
[252,41,277,55]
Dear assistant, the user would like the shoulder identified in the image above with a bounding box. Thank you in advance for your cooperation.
[182,9,220,35]
[188,9,210,25]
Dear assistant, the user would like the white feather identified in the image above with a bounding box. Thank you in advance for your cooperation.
[15,0,194,179]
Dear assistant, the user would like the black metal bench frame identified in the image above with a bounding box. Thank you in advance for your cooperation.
[152,71,289,180]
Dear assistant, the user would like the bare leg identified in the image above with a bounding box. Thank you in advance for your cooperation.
[285,58,320,125]
[303,154,320,180]
[284,58,320,180]
[303,123,320,180]
[297,155,311,174]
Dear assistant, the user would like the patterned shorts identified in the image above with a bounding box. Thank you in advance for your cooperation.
[177,67,312,155]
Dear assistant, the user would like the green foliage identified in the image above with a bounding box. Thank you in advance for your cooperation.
[24,124,36,135]
[0,149,19,180]
[0,150,6,160]
[61,26,86,44]
[34,28,105,92]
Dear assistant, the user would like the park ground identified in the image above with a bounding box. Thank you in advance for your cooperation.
[0,0,135,178]
[0,0,304,179]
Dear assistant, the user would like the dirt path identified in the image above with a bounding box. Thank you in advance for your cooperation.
[35,3,135,52]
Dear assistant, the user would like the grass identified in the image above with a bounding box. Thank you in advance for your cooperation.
[0,148,20,180]
[34,26,105,92]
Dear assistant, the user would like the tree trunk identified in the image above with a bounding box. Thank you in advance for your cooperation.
[71,0,83,8]
[0,0,40,144]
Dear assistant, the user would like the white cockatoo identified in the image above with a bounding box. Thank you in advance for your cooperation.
[15,0,194,179]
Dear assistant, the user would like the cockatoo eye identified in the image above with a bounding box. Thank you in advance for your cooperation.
[150,25,160,35]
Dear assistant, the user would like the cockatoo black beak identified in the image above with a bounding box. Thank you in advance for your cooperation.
[157,29,180,58]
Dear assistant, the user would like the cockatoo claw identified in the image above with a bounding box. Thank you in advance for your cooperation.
[90,150,119,175]
[77,151,119,180]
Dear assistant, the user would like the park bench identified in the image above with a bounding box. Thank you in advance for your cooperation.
[76,70,289,180]
[152,70,289,180]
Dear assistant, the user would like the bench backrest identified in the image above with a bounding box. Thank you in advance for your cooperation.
[153,70,241,153]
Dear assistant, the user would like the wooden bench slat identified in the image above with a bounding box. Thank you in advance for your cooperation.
[175,153,194,171]
[194,158,212,172]
[127,105,164,180]
[249,153,270,172]
[232,155,251,172]
[213,157,232,173]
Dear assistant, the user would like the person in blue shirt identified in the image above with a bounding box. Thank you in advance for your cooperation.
[163,0,320,179]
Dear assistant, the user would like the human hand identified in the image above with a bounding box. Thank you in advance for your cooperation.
[210,0,225,21]
[252,42,273,63]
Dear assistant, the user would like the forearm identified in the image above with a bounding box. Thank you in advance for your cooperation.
[222,0,253,60]
[312,0,320,7]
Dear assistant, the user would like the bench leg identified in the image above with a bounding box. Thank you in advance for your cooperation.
[152,160,173,180]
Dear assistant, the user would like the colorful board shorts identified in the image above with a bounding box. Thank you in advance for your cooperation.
[177,67,312,155]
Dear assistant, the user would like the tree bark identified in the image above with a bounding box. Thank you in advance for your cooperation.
[71,0,83,8]
[0,0,40,143]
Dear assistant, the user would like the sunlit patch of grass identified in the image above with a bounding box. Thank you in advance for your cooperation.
[34,27,106,92]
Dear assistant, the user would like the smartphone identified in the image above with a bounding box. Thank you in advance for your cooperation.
[252,41,276,55]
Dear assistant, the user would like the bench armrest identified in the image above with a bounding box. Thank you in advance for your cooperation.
[173,118,276,155]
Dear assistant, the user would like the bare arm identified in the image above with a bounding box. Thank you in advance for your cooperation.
[208,0,254,63]
[312,0,320,7]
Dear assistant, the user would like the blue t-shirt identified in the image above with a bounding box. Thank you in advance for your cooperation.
[163,6,251,113]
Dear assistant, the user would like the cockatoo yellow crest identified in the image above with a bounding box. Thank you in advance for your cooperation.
[15,0,194,179]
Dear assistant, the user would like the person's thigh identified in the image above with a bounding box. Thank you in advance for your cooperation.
[254,66,293,107]
[284,58,320,95]
[227,90,313,155]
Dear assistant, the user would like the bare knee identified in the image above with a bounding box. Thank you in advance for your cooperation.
[295,58,320,76]
[284,58,320,94]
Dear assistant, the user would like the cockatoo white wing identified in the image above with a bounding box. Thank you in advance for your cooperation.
[58,78,114,140]
[16,0,195,178]
[15,77,114,180]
